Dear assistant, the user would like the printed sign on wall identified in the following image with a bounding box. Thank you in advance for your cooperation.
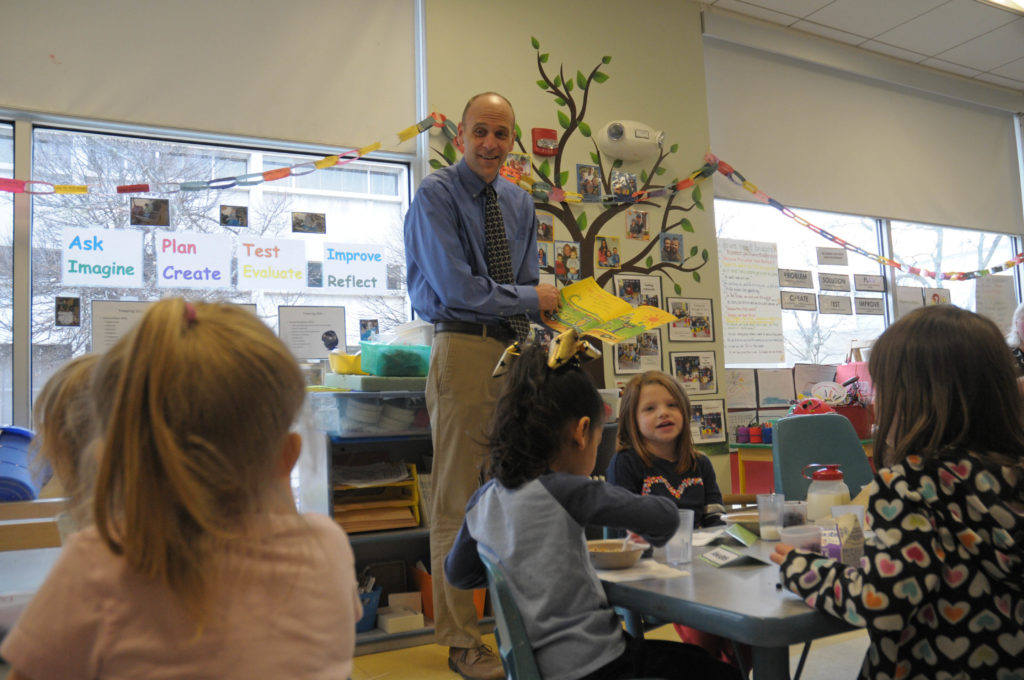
[62,228,143,288]
[237,238,307,291]
[155,231,232,289]
[321,242,387,295]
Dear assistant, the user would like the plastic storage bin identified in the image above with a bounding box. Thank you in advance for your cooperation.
[356,586,383,633]
[360,342,431,377]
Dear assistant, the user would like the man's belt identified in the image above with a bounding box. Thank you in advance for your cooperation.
[434,320,514,343]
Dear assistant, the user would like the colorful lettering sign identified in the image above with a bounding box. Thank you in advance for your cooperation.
[62,228,143,288]
[155,232,231,289]
[322,242,387,295]
[237,238,306,291]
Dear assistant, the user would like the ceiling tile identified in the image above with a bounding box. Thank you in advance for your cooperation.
[804,0,949,38]
[792,19,865,45]
[991,56,1024,80]
[937,17,1024,71]
[710,0,801,26]
[920,57,983,77]
[861,40,929,63]
[873,0,1018,56]
[974,71,1024,89]
[723,0,835,17]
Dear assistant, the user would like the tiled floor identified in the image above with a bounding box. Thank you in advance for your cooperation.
[352,626,870,679]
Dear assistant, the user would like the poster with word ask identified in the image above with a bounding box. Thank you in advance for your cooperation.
[155,232,232,289]
[236,238,306,291]
[321,242,387,295]
[62,228,143,288]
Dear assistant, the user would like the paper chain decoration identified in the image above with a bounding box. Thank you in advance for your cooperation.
[1,113,1015,282]
[698,152,1024,282]
[0,115,443,196]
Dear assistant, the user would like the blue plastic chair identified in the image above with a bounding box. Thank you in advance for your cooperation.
[479,552,543,680]
[772,413,874,501]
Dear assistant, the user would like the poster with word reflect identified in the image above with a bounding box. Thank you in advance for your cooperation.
[62,228,143,288]
[236,238,306,291]
[321,242,387,295]
[155,232,232,289]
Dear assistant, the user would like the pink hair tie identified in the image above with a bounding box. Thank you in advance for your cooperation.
[184,302,197,326]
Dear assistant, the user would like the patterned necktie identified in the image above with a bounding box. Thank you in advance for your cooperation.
[484,184,531,342]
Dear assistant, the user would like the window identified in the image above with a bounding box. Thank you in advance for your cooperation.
[0,123,13,423]
[29,127,410,396]
[716,199,887,366]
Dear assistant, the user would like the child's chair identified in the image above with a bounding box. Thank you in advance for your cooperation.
[479,551,542,680]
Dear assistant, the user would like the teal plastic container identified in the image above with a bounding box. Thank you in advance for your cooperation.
[360,342,431,377]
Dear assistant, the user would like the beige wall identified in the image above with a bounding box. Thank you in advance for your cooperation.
[424,0,732,485]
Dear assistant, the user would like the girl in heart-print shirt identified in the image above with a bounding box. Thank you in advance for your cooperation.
[773,305,1024,680]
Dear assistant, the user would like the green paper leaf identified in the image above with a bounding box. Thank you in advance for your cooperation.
[681,218,694,233]
[602,55,612,64]
[674,283,682,295]
[576,70,586,89]
[566,79,574,92]
[540,53,549,63]
[593,71,609,83]
[579,121,591,137]
[590,151,600,164]
[540,160,551,178]
[531,36,540,49]
[655,166,666,175]
[692,271,701,283]
[646,255,653,268]
[443,142,456,165]
[640,169,648,184]
[695,200,704,211]
[555,97,566,106]
[613,159,623,168]
[514,123,522,142]
[557,111,570,130]
[429,159,443,170]
[693,185,702,202]
[536,79,548,90]
[559,170,568,187]
[577,212,588,231]
[690,246,699,257]
[670,143,679,153]
[701,249,709,262]
[554,75,562,87]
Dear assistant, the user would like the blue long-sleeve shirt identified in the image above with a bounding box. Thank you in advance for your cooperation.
[404,159,540,323]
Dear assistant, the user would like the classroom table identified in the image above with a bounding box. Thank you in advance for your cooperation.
[734,439,874,494]
[601,540,859,680]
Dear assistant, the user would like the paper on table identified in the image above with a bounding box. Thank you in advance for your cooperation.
[693,528,727,547]
[596,559,689,582]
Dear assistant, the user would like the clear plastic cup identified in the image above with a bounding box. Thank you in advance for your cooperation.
[665,509,694,565]
[757,493,784,540]
[779,524,822,553]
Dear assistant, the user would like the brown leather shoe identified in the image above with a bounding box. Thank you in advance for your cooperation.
[448,644,506,680]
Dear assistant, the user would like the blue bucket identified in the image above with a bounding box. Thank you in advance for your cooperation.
[0,426,40,502]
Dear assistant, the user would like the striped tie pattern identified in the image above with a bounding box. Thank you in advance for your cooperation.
[484,185,531,342]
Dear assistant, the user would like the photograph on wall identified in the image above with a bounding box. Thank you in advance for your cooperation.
[55,296,81,327]
[553,240,581,282]
[359,319,379,341]
[577,163,601,202]
[503,151,532,180]
[596,236,620,269]
[307,261,323,288]
[610,170,637,199]
[538,241,552,269]
[925,287,951,306]
[613,329,661,375]
[292,211,326,234]
[670,350,717,395]
[129,197,169,226]
[666,297,714,342]
[537,212,554,242]
[691,399,726,444]
[625,208,649,240]
[613,273,662,308]
[659,233,682,263]
[219,205,248,227]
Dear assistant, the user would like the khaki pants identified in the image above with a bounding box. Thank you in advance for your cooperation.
[426,331,507,649]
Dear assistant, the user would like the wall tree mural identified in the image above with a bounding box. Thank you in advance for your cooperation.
[430,37,711,295]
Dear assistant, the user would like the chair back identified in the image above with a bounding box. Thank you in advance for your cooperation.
[772,414,874,500]
[480,551,540,680]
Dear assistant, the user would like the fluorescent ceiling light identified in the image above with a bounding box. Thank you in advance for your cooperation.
[975,0,1024,14]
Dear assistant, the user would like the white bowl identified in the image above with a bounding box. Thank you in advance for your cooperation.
[587,539,644,569]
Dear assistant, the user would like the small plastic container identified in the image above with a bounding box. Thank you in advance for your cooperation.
[356,586,383,633]
[803,464,851,521]
[360,342,431,377]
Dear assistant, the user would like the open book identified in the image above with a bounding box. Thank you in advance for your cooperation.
[545,278,677,344]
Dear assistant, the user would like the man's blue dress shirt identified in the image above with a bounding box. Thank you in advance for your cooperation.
[404,159,540,324]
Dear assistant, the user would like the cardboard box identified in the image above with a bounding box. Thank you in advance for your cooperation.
[411,564,486,621]
[377,606,426,633]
